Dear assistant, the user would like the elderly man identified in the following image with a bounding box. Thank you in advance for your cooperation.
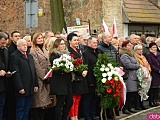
[143,36,154,56]
[9,39,38,120]
[0,32,10,120]
[83,36,99,120]
[44,31,54,40]
[118,37,126,48]
[130,34,138,46]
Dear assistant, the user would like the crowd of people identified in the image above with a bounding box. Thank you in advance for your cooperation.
[0,30,160,120]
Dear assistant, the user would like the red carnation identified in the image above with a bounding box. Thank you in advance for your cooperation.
[111,83,115,88]
[74,61,79,66]
[110,78,114,84]
[70,54,74,58]
[105,80,110,84]
[76,58,82,64]
[113,89,119,97]
[106,87,112,93]
[113,92,118,97]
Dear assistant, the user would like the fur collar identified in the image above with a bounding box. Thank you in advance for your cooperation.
[119,48,134,57]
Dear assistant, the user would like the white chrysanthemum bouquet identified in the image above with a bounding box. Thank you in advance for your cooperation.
[52,54,74,72]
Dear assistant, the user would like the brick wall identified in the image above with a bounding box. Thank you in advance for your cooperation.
[63,0,123,36]
[63,0,103,34]
[0,0,123,37]
[0,0,52,37]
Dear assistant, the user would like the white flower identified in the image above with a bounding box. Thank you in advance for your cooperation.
[114,67,119,71]
[108,76,112,81]
[52,54,74,72]
[105,67,109,72]
[101,64,105,68]
[100,68,105,72]
[107,72,113,77]
[110,66,114,70]
[102,73,107,77]
[107,63,112,67]
[111,70,118,75]
[114,76,119,81]
[101,78,107,83]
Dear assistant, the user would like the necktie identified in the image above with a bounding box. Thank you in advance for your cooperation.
[24,53,28,59]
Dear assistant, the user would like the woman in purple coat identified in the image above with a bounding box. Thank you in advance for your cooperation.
[146,42,160,107]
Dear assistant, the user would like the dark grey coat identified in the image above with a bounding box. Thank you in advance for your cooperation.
[9,50,39,96]
[0,47,9,92]
[120,49,140,92]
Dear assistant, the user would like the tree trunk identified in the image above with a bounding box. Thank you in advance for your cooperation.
[50,0,65,32]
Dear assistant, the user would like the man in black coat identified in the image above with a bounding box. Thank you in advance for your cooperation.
[0,32,10,120]
[6,30,21,120]
[9,39,38,120]
[8,31,21,55]
[82,36,99,120]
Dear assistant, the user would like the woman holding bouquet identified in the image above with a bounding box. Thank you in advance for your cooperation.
[49,38,73,120]
[134,44,151,109]
[67,32,88,120]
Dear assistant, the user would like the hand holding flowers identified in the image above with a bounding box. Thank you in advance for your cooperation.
[52,54,74,72]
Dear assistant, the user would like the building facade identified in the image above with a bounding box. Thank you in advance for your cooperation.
[0,0,159,37]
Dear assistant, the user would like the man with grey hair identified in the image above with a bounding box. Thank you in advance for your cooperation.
[9,39,38,120]
[118,37,126,48]
[0,32,10,120]
[143,36,154,56]
[44,31,54,40]
[83,36,99,120]
[130,34,138,46]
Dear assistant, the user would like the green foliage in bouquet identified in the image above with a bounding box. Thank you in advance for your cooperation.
[94,54,122,109]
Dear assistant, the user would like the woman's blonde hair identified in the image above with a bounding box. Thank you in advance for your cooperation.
[134,44,142,51]
[23,35,31,42]
[111,39,119,45]
[45,37,57,50]
[31,33,45,50]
